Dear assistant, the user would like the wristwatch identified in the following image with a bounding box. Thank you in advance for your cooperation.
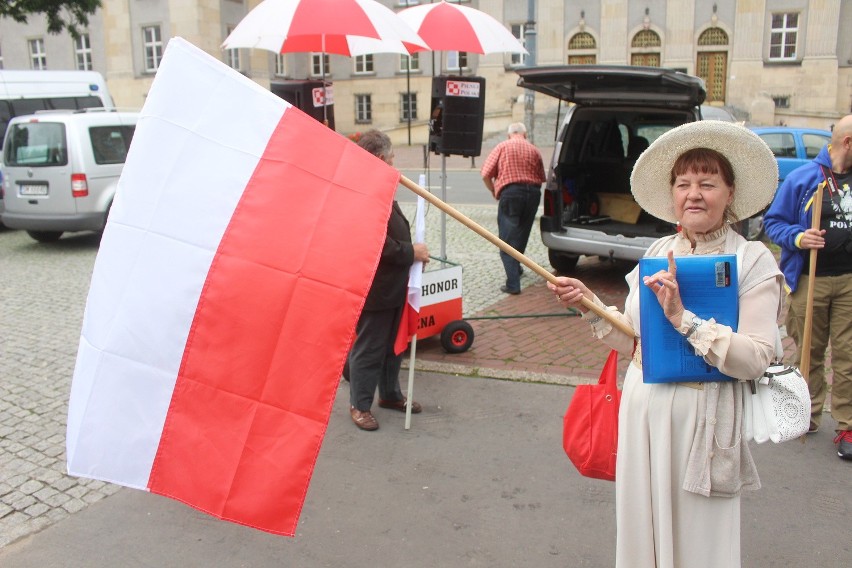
[684,316,705,339]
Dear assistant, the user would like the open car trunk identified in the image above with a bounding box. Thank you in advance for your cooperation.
[515,65,707,269]
[553,106,696,239]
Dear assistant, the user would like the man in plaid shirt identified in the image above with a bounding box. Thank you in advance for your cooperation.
[481,122,547,294]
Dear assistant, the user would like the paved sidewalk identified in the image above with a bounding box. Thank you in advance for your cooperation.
[1,371,848,568]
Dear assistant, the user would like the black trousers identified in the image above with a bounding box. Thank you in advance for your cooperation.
[348,305,405,411]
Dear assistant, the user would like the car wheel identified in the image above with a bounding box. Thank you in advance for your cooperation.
[26,230,63,243]
[440,320,474,354]
[548,249,580,274]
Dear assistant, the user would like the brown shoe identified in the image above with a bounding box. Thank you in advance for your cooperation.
[378,397,422,414]
[350,406,378,431]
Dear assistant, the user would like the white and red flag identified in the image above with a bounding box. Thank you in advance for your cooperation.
[65,37,399,536]
[393,194,426,354]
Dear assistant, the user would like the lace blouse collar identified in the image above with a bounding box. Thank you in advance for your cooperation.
[673,225,729,256]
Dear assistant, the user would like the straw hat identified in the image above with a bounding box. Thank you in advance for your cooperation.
[630,120,778,224]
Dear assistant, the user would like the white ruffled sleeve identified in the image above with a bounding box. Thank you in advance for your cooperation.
[681,278,780,381]
[582,296,636,355]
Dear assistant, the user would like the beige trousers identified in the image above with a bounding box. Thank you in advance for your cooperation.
[786,273,852,431]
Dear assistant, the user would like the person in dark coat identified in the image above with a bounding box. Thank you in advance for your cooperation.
[347,130,430,431]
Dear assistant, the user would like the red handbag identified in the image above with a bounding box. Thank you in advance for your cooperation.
[562,349,622,481]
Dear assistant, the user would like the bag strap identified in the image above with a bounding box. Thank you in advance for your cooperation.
[735,242,783,362]
[599,349,620,396]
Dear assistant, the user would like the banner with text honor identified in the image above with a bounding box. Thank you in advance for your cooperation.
[418,264,463,339]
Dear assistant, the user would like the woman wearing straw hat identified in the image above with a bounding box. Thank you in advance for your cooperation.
[549,121,783,568]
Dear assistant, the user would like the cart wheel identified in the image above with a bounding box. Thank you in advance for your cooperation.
[441,320,474,354]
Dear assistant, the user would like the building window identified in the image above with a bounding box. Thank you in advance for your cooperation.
[511,24,527,65]
[772,96,790,109]
[568,55,596,65]
[400,92,417,122]
[567,32,597,65]
[225,26,241,71]
[446,51,468,71]
[355,94,372,124]
[396,0,419,6]
[696,28,729,104]
[569,32,596,50]
[311,53,330,77]
[354,54,373,74]
[399,53,420,72]
[275,53,287,77]
[631,53,660,66]
[74,33,93,71]
[698,27,729,46]
[770,13,798,60]
[630,29,660,67]
[143,25,163,72]
[29,38,47,70]
[632,29,661,49]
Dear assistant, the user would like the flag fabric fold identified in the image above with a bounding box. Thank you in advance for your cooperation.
[65,37,399,536]
[394,194,426,355]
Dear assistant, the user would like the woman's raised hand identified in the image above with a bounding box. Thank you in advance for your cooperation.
[641,250,686,328]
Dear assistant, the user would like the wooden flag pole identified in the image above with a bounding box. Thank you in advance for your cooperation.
[399,175,635,338]
[800,183,824,380]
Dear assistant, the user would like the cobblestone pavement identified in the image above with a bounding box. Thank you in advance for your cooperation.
[0,195,553,548]
[1,231,121,547]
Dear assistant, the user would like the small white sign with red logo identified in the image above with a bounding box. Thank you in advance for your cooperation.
[445,80,480,98]
[312,85,334,107]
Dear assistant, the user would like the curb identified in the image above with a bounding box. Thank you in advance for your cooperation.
[401,358,586,387]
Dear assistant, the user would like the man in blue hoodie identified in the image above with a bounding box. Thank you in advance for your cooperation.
[764,114,852,460]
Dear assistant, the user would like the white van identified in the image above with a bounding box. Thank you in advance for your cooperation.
[1,108,137,242]
[0,70,114,143]
[0,70,115,227]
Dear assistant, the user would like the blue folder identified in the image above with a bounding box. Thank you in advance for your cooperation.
[638,254,738,383]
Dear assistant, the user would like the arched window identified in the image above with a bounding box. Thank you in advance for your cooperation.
[630,30,660,66]
[568,32,596,50]
[567,31,597,64]
[698,27,729,46]
[631,30,660,49]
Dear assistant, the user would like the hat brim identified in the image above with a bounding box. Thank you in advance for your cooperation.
[630,120,779,224]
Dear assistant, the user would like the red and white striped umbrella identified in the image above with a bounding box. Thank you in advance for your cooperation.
[222,0,428,56]
[398,0,527,55]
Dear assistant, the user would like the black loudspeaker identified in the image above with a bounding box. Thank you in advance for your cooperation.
[270,80,335,130]
[429,75,485,157]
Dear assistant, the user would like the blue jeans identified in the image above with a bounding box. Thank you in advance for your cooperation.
[497,184,541,291]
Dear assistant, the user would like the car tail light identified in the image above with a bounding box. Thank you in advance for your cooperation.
[71,173,88,198]
[543,188,555,216]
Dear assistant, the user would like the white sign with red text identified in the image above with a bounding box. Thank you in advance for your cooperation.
[445,80,480,98]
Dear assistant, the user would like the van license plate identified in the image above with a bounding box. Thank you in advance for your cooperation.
[19,184,48,196]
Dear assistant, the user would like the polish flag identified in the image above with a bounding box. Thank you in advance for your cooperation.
[65,38,399,536]
[393,194,426,354]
